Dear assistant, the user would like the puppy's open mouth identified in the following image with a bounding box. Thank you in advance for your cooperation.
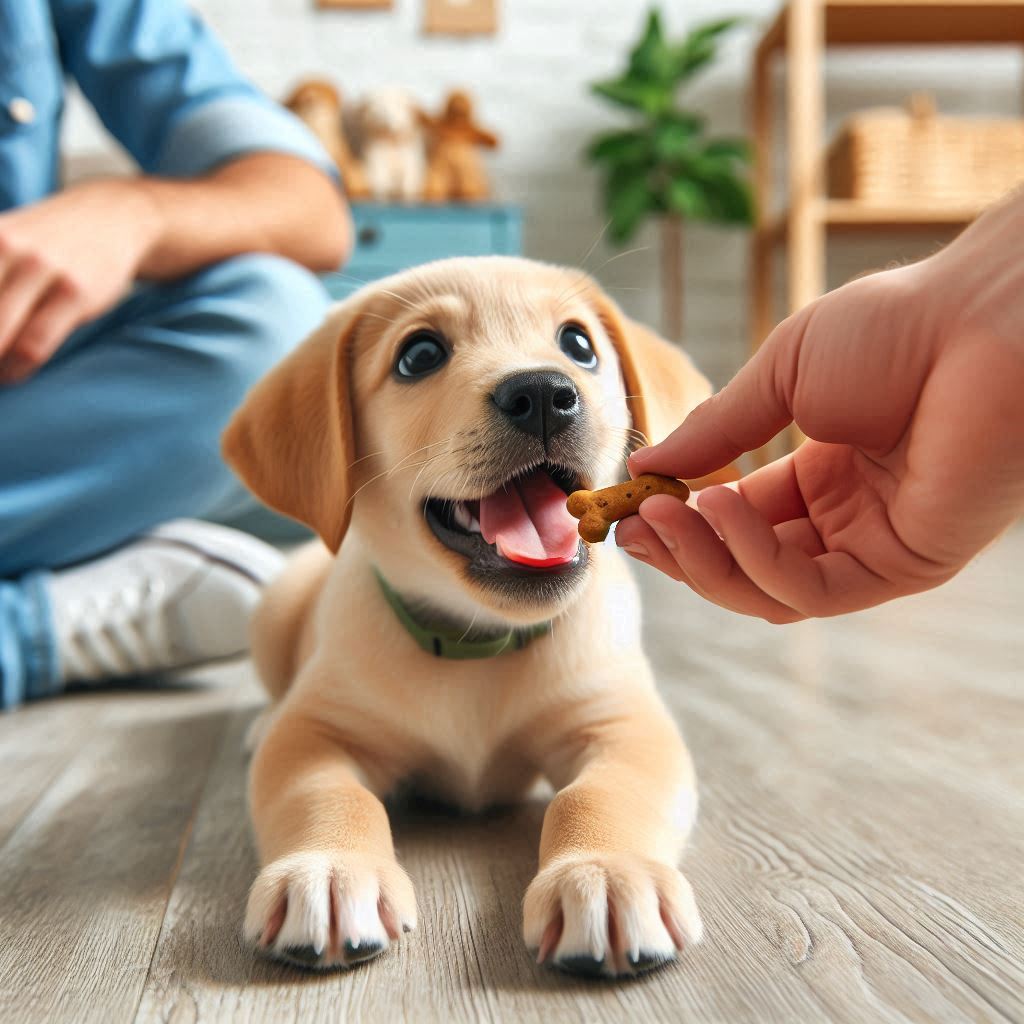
[424,464,586,577]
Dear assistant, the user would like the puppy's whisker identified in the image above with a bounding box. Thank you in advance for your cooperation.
[360,311,402,327]
[385,438,455,480]
[347,439,457,512]
[347,448,389,470]
[375,287,420,313]
[589,245,651,276]
[320,270,372,288]
[457,606,482,644]
[580,218,612,269]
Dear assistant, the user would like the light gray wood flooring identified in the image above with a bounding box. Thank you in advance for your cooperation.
[2,528,1022,1024]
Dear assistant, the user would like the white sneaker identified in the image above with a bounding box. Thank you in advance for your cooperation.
[47,520,285,684]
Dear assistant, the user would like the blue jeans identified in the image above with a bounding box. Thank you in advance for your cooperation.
[0,254,329,709]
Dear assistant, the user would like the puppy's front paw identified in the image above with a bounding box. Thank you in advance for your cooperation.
[523,853,702,978]
[244,851,416,970]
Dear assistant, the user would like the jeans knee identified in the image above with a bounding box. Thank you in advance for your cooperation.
[160,255,331,517]
[204,254,331,383]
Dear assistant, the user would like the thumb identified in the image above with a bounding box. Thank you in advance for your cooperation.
[629,313,803,480]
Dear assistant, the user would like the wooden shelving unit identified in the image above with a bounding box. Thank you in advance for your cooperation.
[749,0,1024,356]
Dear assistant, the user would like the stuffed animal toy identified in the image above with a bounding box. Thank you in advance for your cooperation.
[351,88,426,203]
[422,90,499,203]
[283,79,370,201]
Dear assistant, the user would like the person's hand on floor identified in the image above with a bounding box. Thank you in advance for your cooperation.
[616,193,1024,621]
[0,179,163,384]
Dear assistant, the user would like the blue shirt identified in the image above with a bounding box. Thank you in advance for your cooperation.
[0,0,333,212]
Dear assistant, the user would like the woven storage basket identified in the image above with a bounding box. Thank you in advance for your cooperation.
[827,93,1024,205]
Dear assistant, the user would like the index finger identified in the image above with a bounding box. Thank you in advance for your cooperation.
[629,310,808,480]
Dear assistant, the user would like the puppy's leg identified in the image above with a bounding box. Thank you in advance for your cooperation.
[250,541,331,702]
[523,693,702,978]
[245,707,415,971]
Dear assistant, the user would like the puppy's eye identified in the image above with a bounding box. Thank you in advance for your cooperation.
[558,323,598,370]
[395,331,449,380]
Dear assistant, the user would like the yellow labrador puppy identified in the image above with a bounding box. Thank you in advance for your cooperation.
[223,256,720,978]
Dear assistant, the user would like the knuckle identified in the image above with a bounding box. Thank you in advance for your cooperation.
[18,343,48,367]
[55,273,85,302]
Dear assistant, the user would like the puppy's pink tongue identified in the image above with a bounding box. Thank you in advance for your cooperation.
[479,469,581,567]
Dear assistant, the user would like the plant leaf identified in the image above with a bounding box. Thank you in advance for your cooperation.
[586,129,651,166]
[672,16,746,80]
[653,119,699,160]
[666,177,710,219]
[628,10,676,83]
[702,137,753,163]
[701,173,755,224]
[606,166,653,243]
[591,76,671,116]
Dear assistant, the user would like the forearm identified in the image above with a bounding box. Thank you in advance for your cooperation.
[538,702,695,867]
[134,153,351,279]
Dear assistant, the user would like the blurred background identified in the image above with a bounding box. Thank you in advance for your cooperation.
[62,0,1024,390]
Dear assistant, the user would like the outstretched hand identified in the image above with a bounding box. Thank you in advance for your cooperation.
[615,198,1024,621]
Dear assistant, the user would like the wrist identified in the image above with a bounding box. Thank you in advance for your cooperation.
[120,178,169,278]
[67,177,167,277]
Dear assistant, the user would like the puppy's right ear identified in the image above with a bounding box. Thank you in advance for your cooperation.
[222,300,363,553]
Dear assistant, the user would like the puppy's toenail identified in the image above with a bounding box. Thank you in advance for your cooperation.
[344,940,384,964]
[628,950,675,973]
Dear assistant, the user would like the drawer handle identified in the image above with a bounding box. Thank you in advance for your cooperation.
[357,225,380,247]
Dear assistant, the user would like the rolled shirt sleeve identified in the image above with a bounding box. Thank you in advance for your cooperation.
[50,0,337,180]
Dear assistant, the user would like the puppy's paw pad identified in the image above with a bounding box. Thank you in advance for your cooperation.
[555,954,608,978]
[523,852,702,978]
[244,850,416,971]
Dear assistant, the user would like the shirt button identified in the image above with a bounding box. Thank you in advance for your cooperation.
[8,97,36,125]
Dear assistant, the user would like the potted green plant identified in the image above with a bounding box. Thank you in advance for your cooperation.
[586,10,754,340]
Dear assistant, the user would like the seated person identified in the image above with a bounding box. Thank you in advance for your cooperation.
[0,0,350,709]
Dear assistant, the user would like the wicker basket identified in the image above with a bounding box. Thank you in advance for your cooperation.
[827,93,1024,205]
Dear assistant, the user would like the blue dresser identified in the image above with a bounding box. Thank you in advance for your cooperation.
[226,202,523,540]
[325,203,523,301]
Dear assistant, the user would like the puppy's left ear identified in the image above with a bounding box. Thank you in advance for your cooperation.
[221,298,365,553]
[592,289,741,486]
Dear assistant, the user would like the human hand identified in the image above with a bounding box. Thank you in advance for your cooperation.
[0,179,163,384]
[616,200,1024,621]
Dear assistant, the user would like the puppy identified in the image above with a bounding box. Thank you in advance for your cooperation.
[223,256,718,978]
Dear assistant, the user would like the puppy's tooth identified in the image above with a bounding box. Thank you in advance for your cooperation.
[467,516,481,533]
[453,502,472,530]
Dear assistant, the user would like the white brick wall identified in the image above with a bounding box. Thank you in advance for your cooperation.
[61,0,1024,386]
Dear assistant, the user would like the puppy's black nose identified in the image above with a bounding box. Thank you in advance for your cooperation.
[492,370,580,442]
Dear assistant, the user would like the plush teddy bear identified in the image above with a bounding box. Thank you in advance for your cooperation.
[422,90,499,203]
[350,88,427,204]
[283,79,371,201]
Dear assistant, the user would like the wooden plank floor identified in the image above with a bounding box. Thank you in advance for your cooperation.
[2,527,1022,1024]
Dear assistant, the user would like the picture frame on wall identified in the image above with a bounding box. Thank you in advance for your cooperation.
[424,0,497,35]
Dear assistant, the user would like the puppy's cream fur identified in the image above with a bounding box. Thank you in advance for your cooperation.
[223,257,722,977]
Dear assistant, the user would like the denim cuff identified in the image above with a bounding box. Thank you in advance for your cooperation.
[153,94,339,182]
[0,571,61,709]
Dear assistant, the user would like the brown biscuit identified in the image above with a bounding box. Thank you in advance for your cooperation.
[566,474,691,543]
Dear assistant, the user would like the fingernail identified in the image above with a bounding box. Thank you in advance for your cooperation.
[629,446,653,469]
[621,542,648,559]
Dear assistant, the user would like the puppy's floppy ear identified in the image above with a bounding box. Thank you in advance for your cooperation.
[591,288,741,487]
[222,298,365,553]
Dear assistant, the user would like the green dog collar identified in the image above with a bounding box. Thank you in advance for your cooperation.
[375,571,550,660]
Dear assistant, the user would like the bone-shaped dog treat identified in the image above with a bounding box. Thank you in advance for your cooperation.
[566,474,691,543]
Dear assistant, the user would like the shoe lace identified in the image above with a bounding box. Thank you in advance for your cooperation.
[61,575,176,681]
